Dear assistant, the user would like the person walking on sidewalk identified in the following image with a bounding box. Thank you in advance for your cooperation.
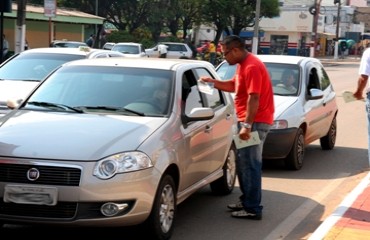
[353,46,370,161]
[199,35,274,220]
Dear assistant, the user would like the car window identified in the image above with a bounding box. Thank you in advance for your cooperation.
[316,64,331,91]
[167,44,182,52]
[193,68,225,108]
[29,66,173,116]
[0,53,85,81]
[217,62,237,80]
[265,63,299,96]
[112,45,139,54]
[182,70,203,115]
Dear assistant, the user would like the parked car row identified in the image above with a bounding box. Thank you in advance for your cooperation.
[0,45,338,239]
[51,40,194,59]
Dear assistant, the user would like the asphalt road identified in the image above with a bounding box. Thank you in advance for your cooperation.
[2,59,369,240]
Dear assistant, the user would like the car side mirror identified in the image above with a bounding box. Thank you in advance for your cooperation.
[308,88,324,100]
[181,107,214,127]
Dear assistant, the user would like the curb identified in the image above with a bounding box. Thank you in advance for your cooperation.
[308,171,370,240]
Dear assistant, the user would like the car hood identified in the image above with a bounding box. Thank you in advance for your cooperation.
[0,80,39,105]
[273,95,297,119]
[0,111,167,160]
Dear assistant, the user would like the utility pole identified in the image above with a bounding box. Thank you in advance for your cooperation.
[310,0,321,58]
[15,0,26,54]
[252,0,261,54]
[334,0,341,60]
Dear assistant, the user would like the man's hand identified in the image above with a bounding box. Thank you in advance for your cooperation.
[199,76,214,84]
[353,91,364,100]
[239,127,251,141]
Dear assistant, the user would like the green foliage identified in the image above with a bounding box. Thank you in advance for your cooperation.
[106,29,155,49]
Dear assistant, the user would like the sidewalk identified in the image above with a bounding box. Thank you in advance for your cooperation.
[309,171,370,240]
[318,55,361,66]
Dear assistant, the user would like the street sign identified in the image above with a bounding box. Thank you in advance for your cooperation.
[44,0,56,18]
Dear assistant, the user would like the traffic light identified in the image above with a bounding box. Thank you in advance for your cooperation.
[334,0,340,4]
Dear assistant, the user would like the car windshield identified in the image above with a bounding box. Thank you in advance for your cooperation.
[26,65,173,116]
[217,62,300,96]
[0,53,86,81]
[112,45,140,54]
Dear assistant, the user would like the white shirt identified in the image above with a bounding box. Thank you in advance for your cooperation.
[359,47,370,76]
[158,44,168,54]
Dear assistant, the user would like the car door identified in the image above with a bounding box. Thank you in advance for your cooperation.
[304,62,330,142]
[193,68,235,171]
[178,69,214,188]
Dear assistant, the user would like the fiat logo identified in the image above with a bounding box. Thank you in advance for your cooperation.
[27,168,40,181]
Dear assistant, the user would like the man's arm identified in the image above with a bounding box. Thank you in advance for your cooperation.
[354,74,368,100]
[199,77,235,92]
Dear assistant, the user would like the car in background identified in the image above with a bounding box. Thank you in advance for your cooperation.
[102,42,115,50]
[0,57,237,240]
[49,40,88,48]
[145,42,192,59]
[111,42,148,57]
[0,47,125,117]
[216,55,338,170]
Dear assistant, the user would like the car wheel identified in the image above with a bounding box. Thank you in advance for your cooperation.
[210,144,237,195]
[284,128,305,170]
[145,174,176,240]
[320,117,337,150]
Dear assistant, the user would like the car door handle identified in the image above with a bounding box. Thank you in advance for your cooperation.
[205,125,212,133]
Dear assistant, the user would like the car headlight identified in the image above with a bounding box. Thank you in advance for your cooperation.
[93,152,153,179]
[271,120,288,130]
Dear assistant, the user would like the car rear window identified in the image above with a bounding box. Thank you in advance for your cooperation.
[0,53,86,81]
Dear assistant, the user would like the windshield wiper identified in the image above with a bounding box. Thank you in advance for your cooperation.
[27,101,84,113]
[77,106,145,116]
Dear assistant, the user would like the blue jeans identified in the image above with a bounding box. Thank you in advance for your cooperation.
[366,93,370,162]
[236,122,271,214]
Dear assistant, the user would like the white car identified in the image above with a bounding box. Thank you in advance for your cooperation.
[0,58,237,240]
[216,55,338,170]
[0,47,125,117]
[111,42,148,57]
[145,42,192,59]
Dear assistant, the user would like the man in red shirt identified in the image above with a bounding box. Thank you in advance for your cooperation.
[200,35,274,220]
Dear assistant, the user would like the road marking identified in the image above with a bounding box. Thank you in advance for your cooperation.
[263,173,350,240]
[308,171,370,240]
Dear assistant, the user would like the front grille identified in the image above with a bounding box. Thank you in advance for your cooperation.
[0,200,135,220]
[0,163,81,186]
[0,201,77,219]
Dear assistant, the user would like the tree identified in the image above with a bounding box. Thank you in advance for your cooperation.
[230,0,280,36]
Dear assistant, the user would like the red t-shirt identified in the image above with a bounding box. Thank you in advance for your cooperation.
[231,53,274,124]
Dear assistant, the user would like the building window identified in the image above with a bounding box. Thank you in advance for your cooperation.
[270,35,288,55]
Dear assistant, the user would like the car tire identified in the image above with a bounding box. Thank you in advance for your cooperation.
[320,117,337,150]
[284,127,305,170]
[210,144,237,195]
[145,174,176,240]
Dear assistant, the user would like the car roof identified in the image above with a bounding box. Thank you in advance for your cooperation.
[18,47,124,58]
[256,54,320,65]
[61,57,214,70]
[114,42,142,46]
[160,42,186,45]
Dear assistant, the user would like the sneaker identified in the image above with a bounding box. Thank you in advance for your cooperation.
[227,202,244,211]
[231,209,262,220]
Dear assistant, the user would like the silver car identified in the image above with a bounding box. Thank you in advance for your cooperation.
[216,55,338,170]
[0,58,237,239]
